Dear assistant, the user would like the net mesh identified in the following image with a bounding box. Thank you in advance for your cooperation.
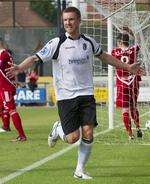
[76,0,150,131]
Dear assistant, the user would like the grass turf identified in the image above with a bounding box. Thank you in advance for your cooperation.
[0,106,150,184]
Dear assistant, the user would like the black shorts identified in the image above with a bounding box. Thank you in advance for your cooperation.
[57,95,97,135]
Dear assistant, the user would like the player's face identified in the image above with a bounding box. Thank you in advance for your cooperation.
[63,12,81,36]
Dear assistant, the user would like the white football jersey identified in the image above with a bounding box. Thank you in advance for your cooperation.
[36,32,103,100]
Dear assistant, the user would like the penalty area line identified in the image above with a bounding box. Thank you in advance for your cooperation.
[0,127,113,184]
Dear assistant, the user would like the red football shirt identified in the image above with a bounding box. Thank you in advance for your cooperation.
[0,49,16,91]
[111,45,141,87]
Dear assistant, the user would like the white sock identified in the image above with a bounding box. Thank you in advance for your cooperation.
[75,138,92,172]
[57,123,66,142]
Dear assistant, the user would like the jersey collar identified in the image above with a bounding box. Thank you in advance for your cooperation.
[65,32,81,40]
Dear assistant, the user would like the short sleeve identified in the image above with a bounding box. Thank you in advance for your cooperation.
[36,37,60,62]
[87,36,103,56]
[2,50,11,61]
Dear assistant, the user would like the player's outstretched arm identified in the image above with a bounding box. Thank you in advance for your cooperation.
[6,55,39,78]
[97,52,144,75]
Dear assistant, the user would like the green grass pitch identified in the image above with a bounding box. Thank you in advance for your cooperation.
[0,106,150,184]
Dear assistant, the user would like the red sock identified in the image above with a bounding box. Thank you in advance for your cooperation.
[1,110,10,129]
[122,112,132,135]
[131,108,140,128]
[11,111,26,138]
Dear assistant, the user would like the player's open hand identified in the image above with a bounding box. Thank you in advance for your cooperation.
[129,62,145,75]
[5,62,20,78]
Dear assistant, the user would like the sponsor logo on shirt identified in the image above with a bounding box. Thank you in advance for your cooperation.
[69,57,88,65]
[115,49,133,56]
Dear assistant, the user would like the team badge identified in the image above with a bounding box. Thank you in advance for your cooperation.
[83,43,87,50]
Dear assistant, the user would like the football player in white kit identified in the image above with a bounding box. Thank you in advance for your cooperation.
[6,7,143,180]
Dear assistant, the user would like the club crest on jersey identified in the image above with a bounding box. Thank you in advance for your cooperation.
[83,43,87,50]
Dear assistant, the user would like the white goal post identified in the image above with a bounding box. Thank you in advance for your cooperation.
[70,0,150,129]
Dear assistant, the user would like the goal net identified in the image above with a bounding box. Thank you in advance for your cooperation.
[71,0,150,132]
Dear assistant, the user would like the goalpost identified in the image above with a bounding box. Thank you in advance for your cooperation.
[70,0,150,130]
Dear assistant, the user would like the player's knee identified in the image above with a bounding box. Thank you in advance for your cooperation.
[82,125,93,140]
[9,109,17,116]
[68,138,79,144]
[2,110,9,117]
[66,132,80,144]
[122,111,129,117]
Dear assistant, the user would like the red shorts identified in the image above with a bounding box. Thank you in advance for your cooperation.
[0,70,16,112]
[116,85,139,108]
[0,90,16,112]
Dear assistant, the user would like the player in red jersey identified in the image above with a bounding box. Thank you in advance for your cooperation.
[0,37,26,141]
[112,33,143,139]
[0,38,11,133]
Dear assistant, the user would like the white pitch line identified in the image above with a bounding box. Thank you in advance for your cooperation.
[103,142,150,146]
[0,128,113,184]
[140,144,150,146]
